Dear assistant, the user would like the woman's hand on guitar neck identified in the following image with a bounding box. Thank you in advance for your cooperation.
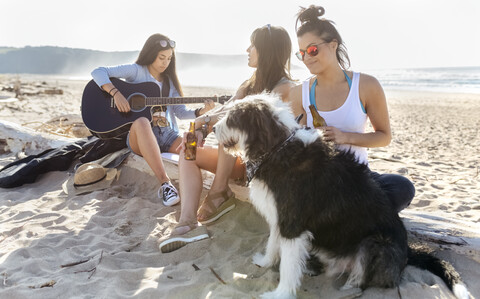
[199,99,215,115]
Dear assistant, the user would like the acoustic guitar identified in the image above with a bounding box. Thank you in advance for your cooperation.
[81,78,230,139]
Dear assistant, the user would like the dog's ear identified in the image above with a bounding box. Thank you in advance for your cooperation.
[227,100,289,160]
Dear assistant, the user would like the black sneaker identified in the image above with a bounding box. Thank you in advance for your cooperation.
[159,182,180,206]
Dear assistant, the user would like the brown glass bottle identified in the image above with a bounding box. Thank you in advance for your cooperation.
[184,122,197,160]
[308,104,326,128]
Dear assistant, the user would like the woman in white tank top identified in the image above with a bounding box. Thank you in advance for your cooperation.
[289,5,415,213]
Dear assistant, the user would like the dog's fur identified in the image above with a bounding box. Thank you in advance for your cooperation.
[213,94,469,299]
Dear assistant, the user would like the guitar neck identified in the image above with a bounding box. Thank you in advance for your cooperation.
[145,96,219,106]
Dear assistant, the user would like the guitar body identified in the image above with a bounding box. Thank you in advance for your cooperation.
[81,78,159,139]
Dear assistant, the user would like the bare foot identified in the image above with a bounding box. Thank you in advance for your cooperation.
[173,225,194,235]
[172,220,198,235]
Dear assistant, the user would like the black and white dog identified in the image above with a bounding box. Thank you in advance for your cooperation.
[213,94,469,299]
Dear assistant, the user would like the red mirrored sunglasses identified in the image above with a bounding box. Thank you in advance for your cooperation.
[295,42,329,61]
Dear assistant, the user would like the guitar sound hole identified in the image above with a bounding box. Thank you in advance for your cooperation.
[129,94,146,112]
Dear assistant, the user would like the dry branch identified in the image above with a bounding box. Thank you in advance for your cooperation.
[209,267,226,284]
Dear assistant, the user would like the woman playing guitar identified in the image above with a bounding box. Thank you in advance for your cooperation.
[91,33,214,206]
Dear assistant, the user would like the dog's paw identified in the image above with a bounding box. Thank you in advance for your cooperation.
[252,252,274,268]
[260,289,295,299]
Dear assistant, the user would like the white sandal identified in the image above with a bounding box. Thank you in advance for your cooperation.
[159,222,209,253]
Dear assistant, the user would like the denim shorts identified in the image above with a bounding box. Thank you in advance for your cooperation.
[126,126,181,153]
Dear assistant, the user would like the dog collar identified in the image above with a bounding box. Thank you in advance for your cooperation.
[245,130,297,186]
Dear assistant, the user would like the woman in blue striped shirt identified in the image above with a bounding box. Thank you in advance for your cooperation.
[91,33,214,206]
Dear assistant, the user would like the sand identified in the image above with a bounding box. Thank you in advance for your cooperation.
[0,74,479,298]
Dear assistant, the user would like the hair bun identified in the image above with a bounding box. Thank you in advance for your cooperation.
[297,5,325,26]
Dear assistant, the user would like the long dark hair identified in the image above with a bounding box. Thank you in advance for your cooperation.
[136,33,183,96]
[244,25,292,96]
[295,5,350,70]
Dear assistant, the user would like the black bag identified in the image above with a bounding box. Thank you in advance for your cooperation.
[79,134,127,163]
[0,138,92,188]
[0,135,129,189]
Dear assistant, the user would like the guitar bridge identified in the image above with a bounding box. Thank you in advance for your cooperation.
[111,98,115,108]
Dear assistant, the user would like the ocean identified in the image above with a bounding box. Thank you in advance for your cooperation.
[369,66,480,94]
[62,65,480,95]
[180,65,480,95]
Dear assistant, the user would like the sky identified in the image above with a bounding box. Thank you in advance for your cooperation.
[1,0,479,71]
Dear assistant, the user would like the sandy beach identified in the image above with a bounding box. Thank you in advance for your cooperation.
[0,74,479,298]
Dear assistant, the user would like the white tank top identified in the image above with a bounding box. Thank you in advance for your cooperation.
[302,72,368,164]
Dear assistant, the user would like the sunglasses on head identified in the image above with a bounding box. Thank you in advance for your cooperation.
[295,42,329,61]
[158,39,176,48]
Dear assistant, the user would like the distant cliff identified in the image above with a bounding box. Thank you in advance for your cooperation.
[0,46,246,75]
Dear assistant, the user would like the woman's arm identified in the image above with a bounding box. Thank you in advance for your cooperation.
[287,84,307,126]
[323,74,391,148]
[210,80,248,114]
[193,81,248,130]
[170,85,196,119]
[91,64,140,113]
[272,80,296,102]
[171,83,215,120]
[91,64,139,89]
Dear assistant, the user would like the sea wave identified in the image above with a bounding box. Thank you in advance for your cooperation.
[370,66,480,94]
[35,66,480,95]
[181,65,480,94]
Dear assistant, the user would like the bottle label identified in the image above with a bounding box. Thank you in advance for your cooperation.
[184,132,197,160]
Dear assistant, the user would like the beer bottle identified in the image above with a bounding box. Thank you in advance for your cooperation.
[308,104,326,128]
[184,122,197,160]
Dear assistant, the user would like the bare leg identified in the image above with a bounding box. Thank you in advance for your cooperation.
[176,145,245,233]
[177,146,220,234]
[128,117,181,184]
[197,144,244,222]
[210,144,239,192]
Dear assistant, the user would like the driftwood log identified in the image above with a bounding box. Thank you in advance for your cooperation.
[0,119,250,200]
